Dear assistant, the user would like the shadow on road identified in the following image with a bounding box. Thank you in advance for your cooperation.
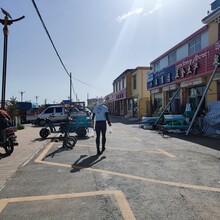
[110,115,220,152]
[70,154,106,173]
[160,132,220,151]
[44,145,73,159]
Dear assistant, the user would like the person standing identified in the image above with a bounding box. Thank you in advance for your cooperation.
[92,98,111,155]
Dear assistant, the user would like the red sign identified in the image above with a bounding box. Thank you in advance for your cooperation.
[175,41,220,82]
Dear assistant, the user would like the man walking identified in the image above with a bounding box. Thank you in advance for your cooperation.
[92,98,111,155]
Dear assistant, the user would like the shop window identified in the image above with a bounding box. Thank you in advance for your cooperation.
[188,36,201,55]
[188,86,205,111]
[154,94,162,111]
[167,90,180,114]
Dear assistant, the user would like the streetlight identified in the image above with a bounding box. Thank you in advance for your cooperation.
[18,91,25,102]
[0,8,24,109]
[35,96,39,104]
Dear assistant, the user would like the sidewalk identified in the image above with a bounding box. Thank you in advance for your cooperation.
[110,114,140,124]
[0,124,55,191]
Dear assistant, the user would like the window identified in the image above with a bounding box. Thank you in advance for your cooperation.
[132,75,137,90]
[154,61,160,72]
[45,108,53,114]
[168,51,176,66]
[153,93,162,111]
[167,90,180,114]
[128,99,132,110]
[122,77,125,88]
[55,107,63,113]
[189,86,205,111]
[188,36,201,55]
[118,81,121,91]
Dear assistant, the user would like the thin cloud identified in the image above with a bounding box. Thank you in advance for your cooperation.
[116,8,144,23]
[144,0,163,16]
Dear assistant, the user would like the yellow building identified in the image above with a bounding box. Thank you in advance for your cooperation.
[127,67,151,118]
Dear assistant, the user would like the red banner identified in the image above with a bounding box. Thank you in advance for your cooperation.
[175,41,220,82]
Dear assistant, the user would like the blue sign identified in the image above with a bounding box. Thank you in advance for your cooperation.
[147,64,176,89]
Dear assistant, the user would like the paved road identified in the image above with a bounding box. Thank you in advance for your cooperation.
[0,117,220,219]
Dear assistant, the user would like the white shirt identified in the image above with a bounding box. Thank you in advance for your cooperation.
[93,104,109,121]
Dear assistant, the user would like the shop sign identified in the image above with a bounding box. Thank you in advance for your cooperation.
[162,84,177,91]
[105,93,115,102]
[180,77,204,87]
[151,88,160,94]
[147,64,176,89]
[176,41,220,81]
[147,71,154,82]
[115,88,126,100]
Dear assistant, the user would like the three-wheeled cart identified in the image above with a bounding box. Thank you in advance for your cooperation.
[39,115,92,139]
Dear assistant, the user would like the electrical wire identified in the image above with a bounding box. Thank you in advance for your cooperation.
[31,0,109,99]
[32,0,70,78]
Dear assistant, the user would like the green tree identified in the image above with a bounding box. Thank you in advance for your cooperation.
[7,96,19,123]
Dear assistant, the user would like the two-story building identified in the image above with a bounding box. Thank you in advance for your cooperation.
[147,0,220,116]
[112,69,133,116]
[111,67,151,118]
[128,67,151,118]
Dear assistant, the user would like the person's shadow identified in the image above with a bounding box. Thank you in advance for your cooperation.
[70,154,106,173]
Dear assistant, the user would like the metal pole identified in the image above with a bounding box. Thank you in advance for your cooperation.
[1,21,8,109]
[154,86,181,126]
[70,72,72,105]
[186,62,219,135]
[0,10,24,109]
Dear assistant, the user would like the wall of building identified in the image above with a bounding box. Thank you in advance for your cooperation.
[208,23,219,44]
[207,79,218,103]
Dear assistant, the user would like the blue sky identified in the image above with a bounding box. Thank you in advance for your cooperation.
[0,0,212,105]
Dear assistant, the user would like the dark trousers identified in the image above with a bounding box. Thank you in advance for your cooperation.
[95,121,107,149]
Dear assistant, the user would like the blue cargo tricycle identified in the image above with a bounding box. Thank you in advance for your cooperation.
[39,114,91,139]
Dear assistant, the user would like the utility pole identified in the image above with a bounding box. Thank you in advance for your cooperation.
[0,8,24,109]
[70,72,72,104]
[18,91,25,102]
[35,96,39,104]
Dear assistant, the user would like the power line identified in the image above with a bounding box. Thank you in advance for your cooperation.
[31,0,108,98]
[31,0,70,78]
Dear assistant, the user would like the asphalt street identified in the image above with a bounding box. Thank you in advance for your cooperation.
[0,116,220,219]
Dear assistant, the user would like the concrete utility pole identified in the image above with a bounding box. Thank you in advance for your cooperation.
[0,8,24,109]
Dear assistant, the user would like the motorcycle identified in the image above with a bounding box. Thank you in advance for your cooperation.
[0,127,18,156]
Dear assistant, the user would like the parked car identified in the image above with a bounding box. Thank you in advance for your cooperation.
[34,105,85,126]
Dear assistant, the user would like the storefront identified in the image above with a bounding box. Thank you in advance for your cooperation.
[113,88,127,116]
[148,41,220,115]
[163,84,180,114]
[176,40,220,110]
[147,64,176,115]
